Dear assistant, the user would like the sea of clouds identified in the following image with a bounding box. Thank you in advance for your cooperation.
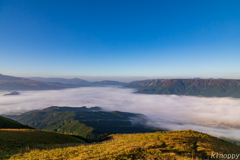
[1,86,240,140]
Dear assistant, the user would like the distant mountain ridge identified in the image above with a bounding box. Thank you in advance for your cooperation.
[0,74,77,90]
[27,77,127,86]
[2,73,240,98]
[0,74,126,91]
[127,79,240,98]
[92,80,126,86]
[27,77,91,85]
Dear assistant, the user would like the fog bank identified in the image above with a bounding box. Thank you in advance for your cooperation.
[1,87,240,140]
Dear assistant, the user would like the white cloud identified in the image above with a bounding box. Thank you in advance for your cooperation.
[1,87,240,140]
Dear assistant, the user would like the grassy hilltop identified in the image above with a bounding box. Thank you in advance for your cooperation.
[5,130,240,160]
[1,115,240,159]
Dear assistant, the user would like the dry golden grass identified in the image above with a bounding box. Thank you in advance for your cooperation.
[6,130,240,160]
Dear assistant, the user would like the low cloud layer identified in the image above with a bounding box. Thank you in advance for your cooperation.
[1,87,240,140]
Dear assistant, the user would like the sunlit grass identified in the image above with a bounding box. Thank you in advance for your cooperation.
[7,130,240,160]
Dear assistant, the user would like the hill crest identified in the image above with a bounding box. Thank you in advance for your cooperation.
[7,129,240,160]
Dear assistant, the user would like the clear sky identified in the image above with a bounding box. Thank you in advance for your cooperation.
[0,0,239,81]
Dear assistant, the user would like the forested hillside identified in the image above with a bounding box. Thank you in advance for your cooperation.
[127,79,240,97]
[7,106,162,141]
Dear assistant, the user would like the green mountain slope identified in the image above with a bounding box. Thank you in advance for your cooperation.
[0,116,32,129]
[7,106,162,141]
[0,129,86,159]
[127,79,240,97]
[8,130,240,160]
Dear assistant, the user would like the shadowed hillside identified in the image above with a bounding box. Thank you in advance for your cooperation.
[127,79,240,98]
[7,130,240,160]
[0,129,86,159]
[0,116,32,129]
[7,106,162,141]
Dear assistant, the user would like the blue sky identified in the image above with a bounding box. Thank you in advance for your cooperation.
[0,0,239,81]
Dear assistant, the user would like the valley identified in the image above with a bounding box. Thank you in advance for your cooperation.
[1,0,239,159]
[1,85,240,159]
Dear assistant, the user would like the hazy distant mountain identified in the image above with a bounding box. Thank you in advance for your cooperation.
[0,74,23,81]
[127,79,240,98]
[28,77,126,86]
[3,91,20,96]
[27,77,91,85]
[193,77,201,79]
[92,80,126,86]
[0,74,76,91]
[4,73,240,98]
[0,74,127,90]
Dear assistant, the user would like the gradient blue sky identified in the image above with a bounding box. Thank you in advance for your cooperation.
[0,0,239,81]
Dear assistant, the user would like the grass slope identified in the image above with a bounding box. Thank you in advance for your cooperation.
[127,79,240,98]
[0,116,32,129]
[8,130,240,160]
[0,129,86,159]
[8,106,162,141]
